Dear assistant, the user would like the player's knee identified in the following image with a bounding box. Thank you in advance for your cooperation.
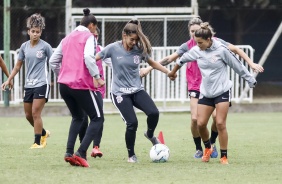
[191,117,197,125]
[216,122,226,131]
[148,109,159,119]
[127,121,138,132]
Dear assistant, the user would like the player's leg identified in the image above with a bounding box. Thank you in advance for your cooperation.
[59,84,85,159]
[76,90,104,167]
[189,92,203,158]
[79,111,88,143]
[197,96,215,162]
[33,85,50,148]
[214,102,229,164]
[210,109,219,158]
[133,90,160,145]
[214,90,231,164]
[111,93,138,163]
[91,91,104,158]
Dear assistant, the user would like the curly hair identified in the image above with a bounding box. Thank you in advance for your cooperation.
[26,13,45,30]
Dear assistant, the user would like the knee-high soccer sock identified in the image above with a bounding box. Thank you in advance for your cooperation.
[34,134,41,145]
[193,137,202,151]
[220,149,227,158]
[203,139,211,149]
[146,112,159,138]
[126,129,136,157]
[210,130,218,144]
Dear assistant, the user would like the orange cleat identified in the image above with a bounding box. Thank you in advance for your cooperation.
[201,147,213,162]
[220,156,229,165]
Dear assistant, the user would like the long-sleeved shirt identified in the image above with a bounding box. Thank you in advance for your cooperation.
[49,25,100,90]
[177,38,256,98]
[50,25,99,78]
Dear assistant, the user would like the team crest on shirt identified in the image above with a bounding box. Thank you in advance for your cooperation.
[36,50,44,58]
[133,55,140,64]
[210,55,220,63]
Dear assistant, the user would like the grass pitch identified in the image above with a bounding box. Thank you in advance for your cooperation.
[0,112,281,184]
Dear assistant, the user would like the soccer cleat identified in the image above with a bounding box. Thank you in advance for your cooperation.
[64,153,79,166]
[41,130,50,148]
[194,150,203,158]
[220,156,229,165]
[127,155,138,163]
[91,146,103,158]
[210,144,218,158]
[29,143,44,149]
[73,152,90,167]
[201,147,213,162]
[144,132,160,145]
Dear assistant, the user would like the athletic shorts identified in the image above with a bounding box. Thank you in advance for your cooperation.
[24,84,50,103]
[198,89,232,107]
[188,90,200,99]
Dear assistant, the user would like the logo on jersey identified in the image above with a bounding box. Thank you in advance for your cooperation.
[36,50,44,58]
[133,55,140,64]
[210,55,220,63]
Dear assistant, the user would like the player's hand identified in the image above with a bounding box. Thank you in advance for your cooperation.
[251,63,264,73]
[167,72,177,81]
[139,68,150,78]
[1,80,13,90]
[93,78,105,88]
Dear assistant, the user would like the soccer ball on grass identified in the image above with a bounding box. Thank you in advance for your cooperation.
[149,144,170,163]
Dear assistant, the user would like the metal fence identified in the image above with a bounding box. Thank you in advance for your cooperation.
[0,45,254,106]
[71,15,195,48]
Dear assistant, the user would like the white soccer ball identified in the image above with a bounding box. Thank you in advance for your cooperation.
[149,144,170,163]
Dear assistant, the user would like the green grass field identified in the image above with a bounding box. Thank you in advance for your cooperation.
[0,112,282,184]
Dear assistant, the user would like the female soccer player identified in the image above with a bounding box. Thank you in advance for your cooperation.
[168,22,257,164]
[140,17,263,159]
[1,13,52,149]
[49,8,104,167]
[96,18,176,163]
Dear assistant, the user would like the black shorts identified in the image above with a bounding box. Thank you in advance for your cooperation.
[198,90,232,107]
[188,90,200,99]
[24,84,50,103]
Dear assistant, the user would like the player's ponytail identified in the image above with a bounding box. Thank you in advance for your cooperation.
[123,18,152,55]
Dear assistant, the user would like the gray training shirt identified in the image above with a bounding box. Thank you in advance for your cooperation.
[98,41,149,96]
[177,38,256,98]
[18,39,53,88]
[176,38,230,57]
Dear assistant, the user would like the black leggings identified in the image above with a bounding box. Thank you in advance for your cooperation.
[60,83,104,155]
[111,90,159,157]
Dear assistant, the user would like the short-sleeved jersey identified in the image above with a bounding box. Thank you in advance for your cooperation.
[98,41,149,96]
[18,39,53,88]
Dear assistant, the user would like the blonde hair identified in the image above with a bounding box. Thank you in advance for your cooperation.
[122,19,152,55]
[27,13,45,30]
